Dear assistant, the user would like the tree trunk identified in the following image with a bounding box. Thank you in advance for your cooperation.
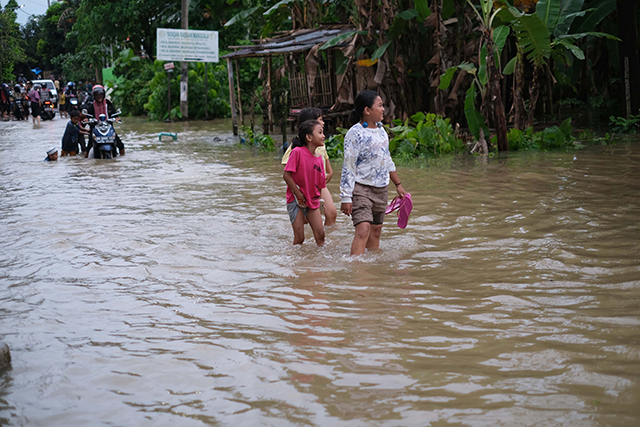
[545,62,554,117]
[513,47,525,130]
[433,0,446,116]
[616,0,640,115]
[527,66,541,128]
[486,38,508,152]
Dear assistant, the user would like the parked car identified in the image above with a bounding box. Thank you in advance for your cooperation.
[32,79,58,106]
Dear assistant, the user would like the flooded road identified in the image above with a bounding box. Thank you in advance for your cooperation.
[1,116,639,426]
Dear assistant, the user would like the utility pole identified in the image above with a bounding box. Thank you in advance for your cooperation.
[180,0,189,119]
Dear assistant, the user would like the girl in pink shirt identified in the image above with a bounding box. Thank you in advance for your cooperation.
[283,120,326,246]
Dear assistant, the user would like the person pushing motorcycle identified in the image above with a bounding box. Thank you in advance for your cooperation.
[84,85,125,158]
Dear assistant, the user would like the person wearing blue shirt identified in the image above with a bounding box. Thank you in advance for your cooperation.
[60,110,88,156]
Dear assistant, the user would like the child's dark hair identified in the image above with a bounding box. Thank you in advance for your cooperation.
[292,120,321,149]
[349,90,380,125]
[69,110,79,118]
[297,107,323,125]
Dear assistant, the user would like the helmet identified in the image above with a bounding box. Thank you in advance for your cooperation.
[67,82,75,87]
[1,83,7,89]
[34,84,42,89]
[92,85,105,100]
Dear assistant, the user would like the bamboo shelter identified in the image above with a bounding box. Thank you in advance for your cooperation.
[222,25,357,136]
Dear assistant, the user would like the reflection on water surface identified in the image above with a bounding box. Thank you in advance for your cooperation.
[1,117,639,426]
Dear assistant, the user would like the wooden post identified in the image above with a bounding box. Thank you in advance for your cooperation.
[268,56,273,133]
[235,59,244,126]
[625,56,632,118]
[204,62,208,119]
[227,58,238,135]
[166,69,172,122]
[180,0,189,119]
[329,51,337,106]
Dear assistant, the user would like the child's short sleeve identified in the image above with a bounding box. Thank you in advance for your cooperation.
[284,148,300,173]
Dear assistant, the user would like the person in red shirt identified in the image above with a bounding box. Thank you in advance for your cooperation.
[283,120,326,246]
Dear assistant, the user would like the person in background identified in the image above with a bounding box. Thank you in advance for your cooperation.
[64,81,76,98]
[60,110,88,156]
[44,147,58,162]
[339,90,407,256]
[283,120,326,246]
[21,91,30,121]
[12,85,24,120]
[59,90,67,118]
[54,77,60,92]
[0,83,10,121]
[281,107,337,226]
[27,81,42,128]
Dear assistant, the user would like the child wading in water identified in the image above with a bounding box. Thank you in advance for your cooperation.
[281,107,337,226]
[340,90,407,255]
[283,120,326,246]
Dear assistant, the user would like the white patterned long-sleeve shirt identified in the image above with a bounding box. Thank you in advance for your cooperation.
[340,123,396,203]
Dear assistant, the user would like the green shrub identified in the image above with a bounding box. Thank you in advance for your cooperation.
[325,128,347,158]
[610,115,640,133]
[144,62,230,121]
[506,118,575,151]
[388,112,465,159]
[240,126,275,151]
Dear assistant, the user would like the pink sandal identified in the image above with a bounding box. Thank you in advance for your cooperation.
[385,193,412,229]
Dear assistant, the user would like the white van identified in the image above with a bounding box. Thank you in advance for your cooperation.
[32,79,58,106]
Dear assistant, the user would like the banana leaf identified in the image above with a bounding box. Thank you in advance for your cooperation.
[536,0,561,34]
[556,39,584,60]
[464,85,488,140]
[415,0,432,21]
[438,67,457,90]
[493,25,510,53]
[554,0,585,37]
[508,8,551,67]
[225,6,261,27]
[264,0,296,16]
[503,56,518,75]
[319,30,367,51]
[372,41,392,61]
[570,0,616,34]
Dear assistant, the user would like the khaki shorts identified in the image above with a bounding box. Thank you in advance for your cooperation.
[352,182,388,226]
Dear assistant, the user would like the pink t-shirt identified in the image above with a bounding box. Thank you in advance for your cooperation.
[284,146,326,209]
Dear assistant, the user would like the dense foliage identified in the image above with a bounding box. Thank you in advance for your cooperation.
[1,0,638,149]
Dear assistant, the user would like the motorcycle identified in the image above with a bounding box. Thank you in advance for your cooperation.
[41,99,56,120]
[12,97,24,120]
[79,91,93,107]
[67,94,80,112]
[84,109,122,159]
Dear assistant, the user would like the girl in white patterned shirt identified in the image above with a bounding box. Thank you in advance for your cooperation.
[340,90,407,255]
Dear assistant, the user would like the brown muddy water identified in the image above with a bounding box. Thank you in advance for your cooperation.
[1,117,639,426]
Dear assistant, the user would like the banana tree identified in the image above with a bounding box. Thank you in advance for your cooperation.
[535,0,619,120]
[463,0,509,151]
[499,5,551,129]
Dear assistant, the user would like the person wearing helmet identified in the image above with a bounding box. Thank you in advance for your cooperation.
[64,81,76,97]
[84,85,125,157]
[12,84,25,120]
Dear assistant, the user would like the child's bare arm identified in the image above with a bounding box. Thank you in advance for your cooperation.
[283,170,307,207]
[325,158,333,183]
